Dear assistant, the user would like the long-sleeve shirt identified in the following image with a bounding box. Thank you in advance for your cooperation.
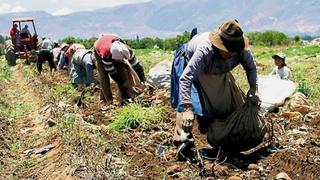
[21,27,31,37]
[179,33,257,105]
[42,38,52,50]
[57,51,67,70]
[270,66,291,80]
[94,35,145,82]
[9,27,18,36]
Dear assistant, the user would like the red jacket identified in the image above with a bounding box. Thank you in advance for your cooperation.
[9,27,18,37]
[94,34,119,58]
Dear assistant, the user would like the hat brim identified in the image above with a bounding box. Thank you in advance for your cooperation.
[208,29,249,52]
[272,55,285,60]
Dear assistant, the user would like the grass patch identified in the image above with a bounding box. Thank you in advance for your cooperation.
[109,103,164,131]
[23,65,37,79]
[1,101,33,119]
[134,49,173,73]
[53,84,78,102]
[249,45,320,105]
[0,56,11,82]
[16,159,36,169]
[9,140,22,151]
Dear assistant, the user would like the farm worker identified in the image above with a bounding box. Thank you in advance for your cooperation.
[270,53,292,80]
[69,49,99,86]
[36,49,56,74]
[21,24,31,38]
[57,43,85,70]
[173,19,258,157]
[9,24,20,46]
[36,36,56,73]
[51,41,62,65]
[41,36,53,50]
[93,34,149,104]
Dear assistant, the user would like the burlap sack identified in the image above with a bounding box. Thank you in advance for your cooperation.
[207,95,268,152]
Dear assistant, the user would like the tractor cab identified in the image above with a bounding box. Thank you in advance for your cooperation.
[10,17,39,60]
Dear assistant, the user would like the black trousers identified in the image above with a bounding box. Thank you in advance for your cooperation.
[37,50,56,73]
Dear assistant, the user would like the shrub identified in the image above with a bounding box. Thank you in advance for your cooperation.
[247,30,290,46]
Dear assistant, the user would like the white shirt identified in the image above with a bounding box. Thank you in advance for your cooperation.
[110,41,132,61]
[270,66,292,80]
[42,38,52,50]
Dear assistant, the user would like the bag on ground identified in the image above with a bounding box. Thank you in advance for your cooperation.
[207,95,268,152]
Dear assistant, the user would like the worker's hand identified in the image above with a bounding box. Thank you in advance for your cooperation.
[246,86,261,105]
[143,81,155,94]
[182,108,194,133]
[247,86,257,98]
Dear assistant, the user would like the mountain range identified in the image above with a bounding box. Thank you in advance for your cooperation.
[1,0,319,39]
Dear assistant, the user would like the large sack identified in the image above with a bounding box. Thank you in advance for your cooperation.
[258,75,296,111]
[207,95,268,152]
[148,59,171,89]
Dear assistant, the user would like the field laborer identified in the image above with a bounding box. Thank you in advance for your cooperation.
[93,34,149,105]
[69,48,99,86]
[57,43,85,70]
[9,24,20,47]
[41,36,53,50]
[173,19,258,157]
[21,24,31,38]
[36,36,56,73]
[270,53,292,80]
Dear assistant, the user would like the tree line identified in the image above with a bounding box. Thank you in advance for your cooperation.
[59,30,301,51]
[0,30,308,56]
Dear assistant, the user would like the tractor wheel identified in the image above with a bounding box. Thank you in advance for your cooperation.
[5,49,16,66]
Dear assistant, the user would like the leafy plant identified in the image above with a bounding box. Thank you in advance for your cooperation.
[109,103,164,131]
[9,141,22,151]
[0,57,11,82]
[16,160,36,169]
[53,84,78,102]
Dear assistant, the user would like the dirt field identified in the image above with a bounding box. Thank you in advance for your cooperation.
[0,62,319,180]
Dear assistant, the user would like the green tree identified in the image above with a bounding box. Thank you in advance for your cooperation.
[247,30,290,46]
[61,36,77,44]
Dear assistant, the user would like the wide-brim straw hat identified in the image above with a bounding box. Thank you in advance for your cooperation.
[209,19,249,52]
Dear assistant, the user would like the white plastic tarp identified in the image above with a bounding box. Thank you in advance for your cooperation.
[258,75,296,111]
[147,59,172,89]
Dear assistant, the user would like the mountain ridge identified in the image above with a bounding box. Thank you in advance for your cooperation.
[0,0,319,39]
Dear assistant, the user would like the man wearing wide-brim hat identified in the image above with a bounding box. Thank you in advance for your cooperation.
[174,19,258,157]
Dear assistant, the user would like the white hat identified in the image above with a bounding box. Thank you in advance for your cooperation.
[272,53,286,60]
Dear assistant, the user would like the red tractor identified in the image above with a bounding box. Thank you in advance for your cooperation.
[5,17,40,65]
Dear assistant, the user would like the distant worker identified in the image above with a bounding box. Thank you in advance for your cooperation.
[41,36,53,50]
[270,53,292,80]
[57,43,85,70]
[36,36,56,74]
[21,24,32,38]
[9,24,20,46]
[69,49,99,86]
[93,34,150,104]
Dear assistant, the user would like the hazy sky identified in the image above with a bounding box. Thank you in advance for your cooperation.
[0,0,151,16]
